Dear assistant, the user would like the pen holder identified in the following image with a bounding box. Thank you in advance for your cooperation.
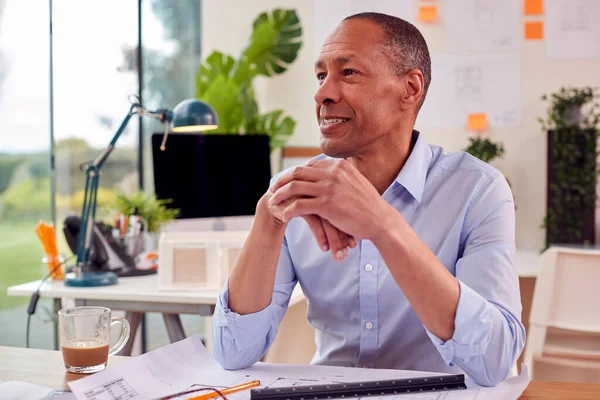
[42,253,65,280]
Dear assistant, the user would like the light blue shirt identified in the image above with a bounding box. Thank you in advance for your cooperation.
[212,132,525,387]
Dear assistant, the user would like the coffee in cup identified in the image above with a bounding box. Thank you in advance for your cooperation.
[58,306,130,374]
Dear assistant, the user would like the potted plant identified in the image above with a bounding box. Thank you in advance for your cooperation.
[195,8,303,152]
[540,86,600,248]
[112,191,180,251]
[464,136,505,164]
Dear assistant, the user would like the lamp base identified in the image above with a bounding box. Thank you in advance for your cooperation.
[64,271,118,287]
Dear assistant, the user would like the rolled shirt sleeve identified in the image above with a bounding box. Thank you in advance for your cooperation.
[425,173,526,387]
[212,237,297,370]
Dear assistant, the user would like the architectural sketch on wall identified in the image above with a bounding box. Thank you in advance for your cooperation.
[446,0,520,53]
[546,0,600,59]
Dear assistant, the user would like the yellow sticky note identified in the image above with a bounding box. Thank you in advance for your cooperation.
[418,6,438,22]
[467,113,487,132]
[524,0,544,15]
[524,21,544,40]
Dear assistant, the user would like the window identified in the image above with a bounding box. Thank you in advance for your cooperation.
[0,0,204,351]
[0,0,53,348]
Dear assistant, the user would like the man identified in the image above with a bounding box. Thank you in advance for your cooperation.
[212,12,525,387]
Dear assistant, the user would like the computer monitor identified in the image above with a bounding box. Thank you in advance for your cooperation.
[151,133,271,223]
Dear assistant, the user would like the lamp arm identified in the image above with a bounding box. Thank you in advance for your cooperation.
[94,104,137,170]
[75,104,172,268]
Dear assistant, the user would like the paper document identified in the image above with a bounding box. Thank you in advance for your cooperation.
[446,0,520,53]
[68,335,529,400]
[546,0,600,59]
[416,54,521,128]
[0,380,75,399]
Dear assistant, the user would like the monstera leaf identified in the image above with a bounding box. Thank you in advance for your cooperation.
[198,74,243,133]
[240,9,302,77]
[196,51,236,97]
[251,110,296,150]
[193,8,302,149]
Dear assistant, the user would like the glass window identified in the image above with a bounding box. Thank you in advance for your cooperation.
[0,0,53,348]
[141,0,202,193]
[140,0,203,351]
[0,0,203,352]
[53,0,140,230]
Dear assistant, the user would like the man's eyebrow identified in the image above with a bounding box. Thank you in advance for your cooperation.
[314,54,357,70]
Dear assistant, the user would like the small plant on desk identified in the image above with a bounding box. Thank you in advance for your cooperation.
[112,191,180,234]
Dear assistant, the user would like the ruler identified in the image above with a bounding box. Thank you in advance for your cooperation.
[250,374,467,399]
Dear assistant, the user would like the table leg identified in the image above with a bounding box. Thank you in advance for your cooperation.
[118,312,143,356]
[53,298,61,350]
[162,314,186,343]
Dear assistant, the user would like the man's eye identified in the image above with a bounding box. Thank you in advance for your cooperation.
[317,72,326,80]
[344,69,356,76]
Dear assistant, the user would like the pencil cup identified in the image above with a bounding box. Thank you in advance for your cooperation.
[42,254,65,280]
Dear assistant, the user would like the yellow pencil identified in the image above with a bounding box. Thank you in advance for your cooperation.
[188,380,261,400]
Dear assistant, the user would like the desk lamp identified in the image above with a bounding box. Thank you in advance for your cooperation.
[64,96,218,287]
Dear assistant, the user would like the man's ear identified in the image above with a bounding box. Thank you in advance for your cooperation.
[400,69,424,112]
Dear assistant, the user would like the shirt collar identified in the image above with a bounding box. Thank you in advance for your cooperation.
[393,130,432,203]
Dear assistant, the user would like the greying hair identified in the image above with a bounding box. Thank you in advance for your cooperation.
[343,12,432,112]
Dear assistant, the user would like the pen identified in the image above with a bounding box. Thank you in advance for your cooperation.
[189,380,261,400]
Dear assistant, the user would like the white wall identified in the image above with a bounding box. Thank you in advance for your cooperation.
[201,0,600,252]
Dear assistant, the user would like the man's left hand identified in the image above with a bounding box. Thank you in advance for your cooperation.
[269,159,391,244]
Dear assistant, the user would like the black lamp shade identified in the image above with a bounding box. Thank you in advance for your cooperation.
[171,98,219,132]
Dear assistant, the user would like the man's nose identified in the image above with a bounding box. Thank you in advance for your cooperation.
[314,76,341,105]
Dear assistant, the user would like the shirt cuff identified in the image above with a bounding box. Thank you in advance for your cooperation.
[425,280,494,366]
[213,279,275,351]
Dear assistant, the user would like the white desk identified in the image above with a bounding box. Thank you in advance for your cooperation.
[6,275,305,356]
[7,250,539,357]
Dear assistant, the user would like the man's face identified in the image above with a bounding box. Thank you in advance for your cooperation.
[314,19,405,158]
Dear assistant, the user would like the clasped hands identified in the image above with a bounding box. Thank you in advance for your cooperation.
[267,159,387,261]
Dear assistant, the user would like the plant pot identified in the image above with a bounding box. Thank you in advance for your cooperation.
[564,105,582,127]
[144,232,159,252]
[546,129,597,247]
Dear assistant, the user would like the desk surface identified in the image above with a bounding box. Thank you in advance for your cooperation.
[1,346,599,399]
[7,274,306,308]
[7,250,541,303]
[0,345,129,391]
[7,275,221,304]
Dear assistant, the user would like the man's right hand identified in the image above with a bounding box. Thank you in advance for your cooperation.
[258,191,356,261]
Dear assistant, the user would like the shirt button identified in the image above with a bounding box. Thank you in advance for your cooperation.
[364,264,373,272]
[365,321,374,329]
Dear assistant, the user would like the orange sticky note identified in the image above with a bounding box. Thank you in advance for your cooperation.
[418,6,438,22]
[524,0,544,15]
[524,21,544,40]
[467,113,487,132]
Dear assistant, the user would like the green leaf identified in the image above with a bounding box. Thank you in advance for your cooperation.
[252,109,296,150]
[198,74,244,133]
[195,51,236,97]
[192,8,302,149]
[240,9,303,77]
[113,192,179,233]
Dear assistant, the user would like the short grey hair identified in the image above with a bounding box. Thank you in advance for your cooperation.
[343,12,432,113]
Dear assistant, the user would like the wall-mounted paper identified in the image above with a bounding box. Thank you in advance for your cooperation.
[416,54,521,128]
[447,0,520,52]
[524,21,544,40]
[524,0,544,15]
[467,113,488,131]
[418,6,438,22]
[314,0,413,51]
[546,0,600,59]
